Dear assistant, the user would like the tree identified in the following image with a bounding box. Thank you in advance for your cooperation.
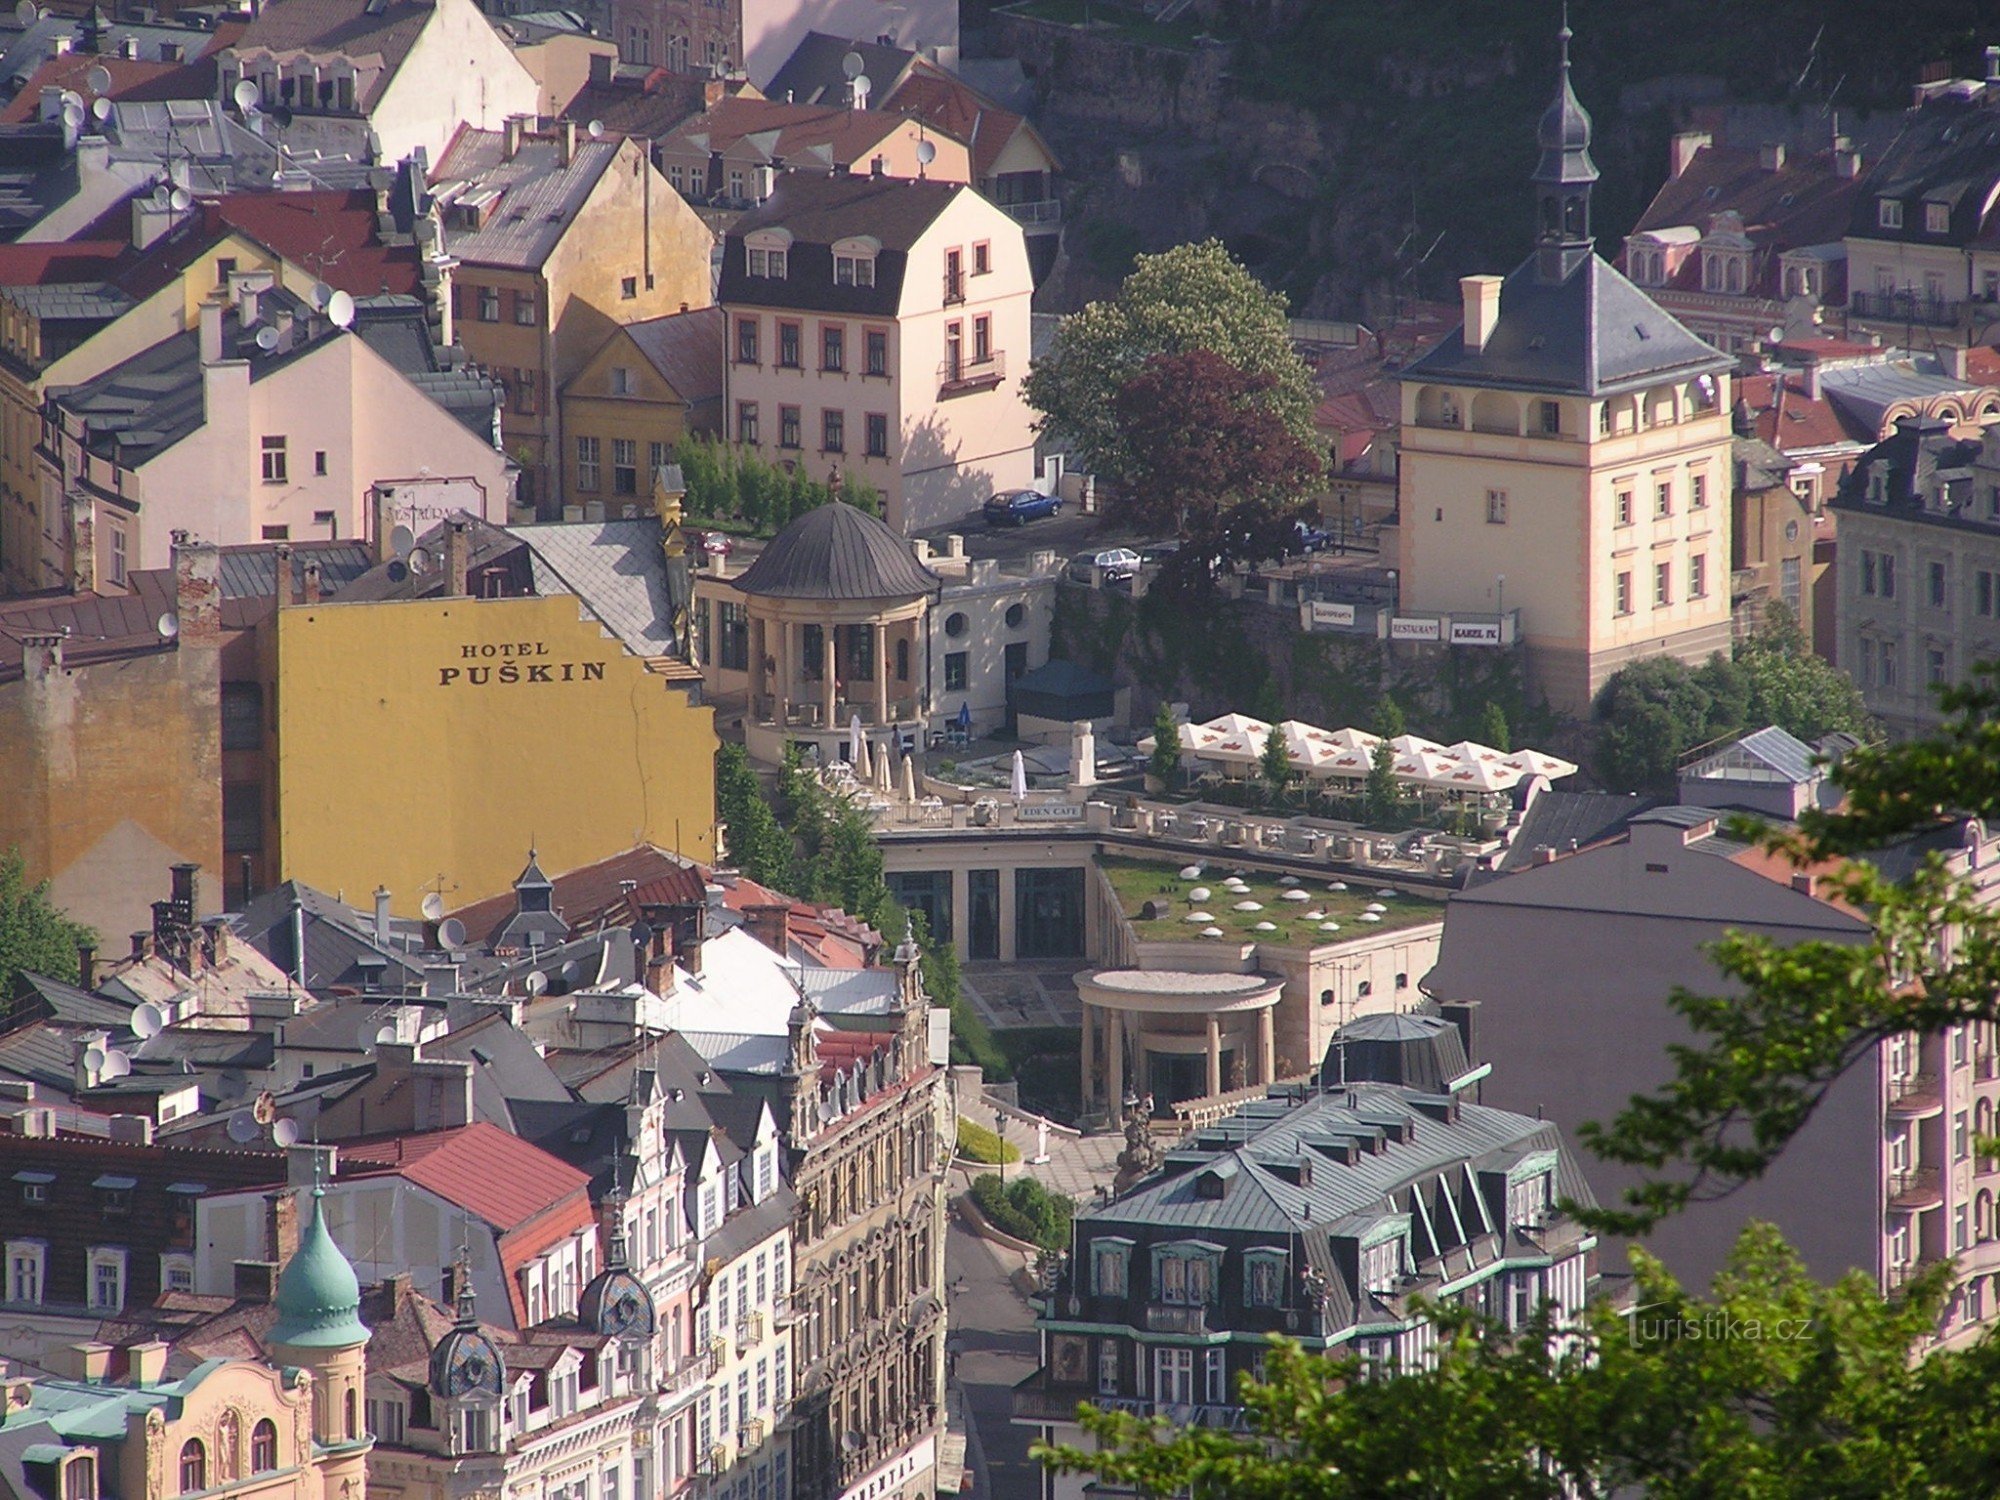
[0,848,94,996]
[1364,739,1401,825]
[1260,723,1294,801]
[1148,701,1182,788]
[1736,602,1874,743]
[1039,1223,2000,1499]
[715,744,793,889]
[1591,654,1742,793]
[1023,240,1320,484]
[1478,701,1512,753]
[1374,693,1406,740]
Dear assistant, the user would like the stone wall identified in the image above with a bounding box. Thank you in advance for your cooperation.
[995,11,1232,131]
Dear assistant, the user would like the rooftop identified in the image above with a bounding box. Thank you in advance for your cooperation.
[227,0,435,112]
[431,127,623,271]
[731,499,942,601]
[1103,856,1444,947]
[335,1120,591,1235]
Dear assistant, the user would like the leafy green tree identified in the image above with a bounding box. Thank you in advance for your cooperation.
[0,847,94,995]
[1260,723,1293,800]
[1373,693,1406,740]
[1737,602,1875,743]
[1363,739,1401,825]
[1023,240,1319,483]
[1250,674,1285,725]
[1040,1223,2000,1500]
[1148,701,1182,788]
[1591,655,1740,793]
[1477,701,1511,752]
[715,744,793,889]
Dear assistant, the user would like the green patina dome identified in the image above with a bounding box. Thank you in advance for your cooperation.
[269,1188,369,1350]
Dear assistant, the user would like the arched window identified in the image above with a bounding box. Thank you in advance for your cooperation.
[250,1420,277,1473]
[1977,1188,1995,1243]
[1470,391,1519,436]
[344,1387,358,1442]
[177,1440,206,1496]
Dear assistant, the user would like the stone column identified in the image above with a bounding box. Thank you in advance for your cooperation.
[774,617,790,724]
[1080,999,1096,1114]
[874,621,890,724]
[1105,1008,1123,1112]
[1257,1006,1275,1085]
[822,622,837,728]
[1205,1015,1222,1099]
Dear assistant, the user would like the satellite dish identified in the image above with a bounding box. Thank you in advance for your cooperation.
[252,1090,277,1124]
[227,1110,259,1143]
[406,546,432,575]
[169,187,191,212]
[61,100,84,133]
[91,97,111,121]
[271,1118,300,1147]
[389,523,415,560]
[270,105,293,128]
[85,65,112,94]
[841,50,865,78]
[524,970,548,995]
[84,1044,107,1072]
[102,1050,131,1079]
[233,79,260,112]
[559,959,582,983]
[374,1025,399,1045]
[310,281,333,310]
[587,118,603,139]
[629,919,652,952]
[385,560,408,584]
[326,289,355,328]
[59,89,82,111]
[156,612,179,640]
[852,73,871,98]
[14,0,37,25]
[132,1003,164,1038]
[915,138,935,165]
[1768,326,1786,344]
[420,892,445,921]
[255,326,279,351]
[438,917,467,950]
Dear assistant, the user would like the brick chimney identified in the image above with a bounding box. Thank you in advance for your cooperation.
[272,543,294,608]
[77,943,95,989]
[302,559,322,604]
[171,532,221,648]
[1461,275,1502,354]
[265,1187,301,1265]
[443,516,470,598]
[200,917,230,969]
[743,903,792,956]
[233,1261,279,1302]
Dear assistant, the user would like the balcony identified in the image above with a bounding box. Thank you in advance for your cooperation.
[1142,1302,1209,1335]
[735,1312,764,1351]
[1849,290,1968,327]
[1000,198,1062,228]
[659,1347,718,1399]
[1889,1167,1944,1213]
[1887,1072,1944,1120]
[938,349,1005,396]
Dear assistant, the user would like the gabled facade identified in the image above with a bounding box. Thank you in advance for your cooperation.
[1396,27,1735,714]
[560,306,725,508]
[657,97,972,210]
[718,174,1035,533]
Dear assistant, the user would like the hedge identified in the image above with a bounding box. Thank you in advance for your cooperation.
[970,1172,1073,1254]
[955,1118,1020,1164]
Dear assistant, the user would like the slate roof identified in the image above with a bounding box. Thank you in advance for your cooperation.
[514,516,678,659]
[1850,94,2000,244]
[1490,789,1661,874]
[215,539,375,602]
[559,68,715,141]
[3,971,137,1032]
[662,96,942,172]
[1831,416,1987,532]
[619,304,724,408]
[717,173,963,315]
[731,499,941,600]
[886,62,1053,182]
[0,567,177,685]
[230,880,431,995]
[1400,252,1731,397]
[431,128,622,271]
[227,0,434,111]
[1629,143,1858,285]
[764,32,919,108]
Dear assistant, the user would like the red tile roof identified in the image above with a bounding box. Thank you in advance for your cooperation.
[0,55,182,124]
[1736,369,1868,453]
[447,843,704,946]
[815,1028,890,1080]
[665,96,958,177]
[337,1121,591,1233]
[885,63,1048,182]
[207,191,423,297]
[0,238,132,287]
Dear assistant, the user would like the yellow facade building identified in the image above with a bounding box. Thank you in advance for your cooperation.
[271,518,716,916]
[1395,29,1734,715]
[559,307,724,506]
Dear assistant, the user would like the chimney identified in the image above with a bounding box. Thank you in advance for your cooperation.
[1759,141,1786,172]
[561,118,577,166]
[1532,845,1556,865]
[503,115,524,160]
[1668,130,1712,179]
[171,861,198,917]
[126,1342,168,1387]
[172,532,221,647]
[107,1114,153,1145]
[233,1261,279,1302]
[198,300,224,364]
[302,559,321,604]
[1803,361,1822,401]
[1987,44,2000,84]
[200,917,229,969]
[272,542,294,608]
[443,516,470,597]
[371,486,398,563]
[755,163,776,199]
[52,1344,112,1383]
[743,903,792,957]
[68,490,95,594]
[1791,871,1815,896]
[266,1187,302,1264]
[1944,344,1970,382]
[704,75,726,108]
[130,931,152,961]
[77,943,95,990]
[373,887,392,945]
[1834,145,1862,178]
[1461,274,1502,354]
[870,154,885,178]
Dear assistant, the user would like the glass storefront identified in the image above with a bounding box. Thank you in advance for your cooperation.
[1015,866,1085,958]
[885,870,952,946]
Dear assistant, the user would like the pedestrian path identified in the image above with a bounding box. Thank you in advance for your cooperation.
[1017,1127,1122,1204]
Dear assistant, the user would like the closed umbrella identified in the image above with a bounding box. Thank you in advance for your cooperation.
[1011,749,1029,803]
[874,739,893,792]
[849,714,865,769]
[901,748,918,803]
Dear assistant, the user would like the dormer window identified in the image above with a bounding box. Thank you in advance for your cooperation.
[1360,1235,1403,1293]
[747,248,786,279]
[1926,202,1950,235]
[1090,1238,1130,1296]
[1243,1249,1286,1308]
[832,236,880,288]
[1879,198,1904,230]
[1152,1242,1220,1305]
[62,1453,95,1500]
[744,228,793,281]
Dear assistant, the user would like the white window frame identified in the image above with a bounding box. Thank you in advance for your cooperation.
[160,1252,195,1293]
[6,1240,45,1304]
[1879,198,1904,229]
[87,1247,126,1311]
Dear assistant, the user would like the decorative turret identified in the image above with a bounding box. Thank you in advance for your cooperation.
[268,1176,371,1482]
[782,1000,821,1144]
[429,1250,506,1402]
[1531,13,1598,284]
[577,1189,657,1345]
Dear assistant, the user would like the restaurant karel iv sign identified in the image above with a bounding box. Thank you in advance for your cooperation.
[438,640,608,687]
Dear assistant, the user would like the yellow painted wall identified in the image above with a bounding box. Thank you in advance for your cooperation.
[274,592,716,915]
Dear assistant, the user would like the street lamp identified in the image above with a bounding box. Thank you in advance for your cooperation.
[1496,574,1506,623]
[995,1107,1008,1184]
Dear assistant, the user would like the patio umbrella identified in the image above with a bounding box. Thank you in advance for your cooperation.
[901,749,918,804]
[1011,749,1029,803]
[956,701,972,735]
[1438,756,1526,794]
[1506,748,1580,780]
[849,714,864,766]
[1200,712,1275,740]
[1388,733,1448,758]
[874,740,893,792]
[1323,746,1377,779]
[1441,740,1507,765]
[1278,720,1339,775]
[1325,727,1382,753]
[1392,748,1461,787]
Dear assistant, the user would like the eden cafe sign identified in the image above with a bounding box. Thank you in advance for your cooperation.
[438,640,608,687]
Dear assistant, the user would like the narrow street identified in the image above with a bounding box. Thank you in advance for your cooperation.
[946,1219,1042,1500]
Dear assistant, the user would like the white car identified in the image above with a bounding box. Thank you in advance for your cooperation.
[1071,547,1141,582]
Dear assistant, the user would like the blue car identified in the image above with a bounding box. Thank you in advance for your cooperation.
[982,488,1061,525]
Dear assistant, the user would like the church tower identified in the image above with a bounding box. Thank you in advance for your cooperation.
[267,1181,373,1500]
[1531,17,1598,284]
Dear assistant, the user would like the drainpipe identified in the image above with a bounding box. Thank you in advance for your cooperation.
[289,889,306,988]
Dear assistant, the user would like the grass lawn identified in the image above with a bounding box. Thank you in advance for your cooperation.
[1101,855,1444,947]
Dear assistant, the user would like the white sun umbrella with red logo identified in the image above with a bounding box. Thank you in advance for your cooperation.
[1505,747,1580,781]
[1441,740,1507,765]
[1325,727,1382,754]
[1323,744,1378,779]
[1388,732,1448,758]
[1277,720,1341,776]
[1438,755,1526,794]
[1392,748,1462,787]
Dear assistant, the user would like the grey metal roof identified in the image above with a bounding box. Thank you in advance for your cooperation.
[732,500,941,600]
[1818,354,1986,437]
[620,305,724,409]
[795,967,900,1016]
[217,541,375,601]
[514,517,677,658]
[432,131,622,271]
[1489,789,1659,874]
[765,31,918,108]
[1683,725,1817,784]
[5,283,133,319]
[8,971,136,1030]
[1319,1011,1471,1095]
[1401,252,1730,397]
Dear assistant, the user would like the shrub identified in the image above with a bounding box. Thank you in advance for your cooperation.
[955,1118,1020,1164]
[970,1173,1073,1253]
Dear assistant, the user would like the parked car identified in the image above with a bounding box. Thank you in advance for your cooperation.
[1292,519,1333,554]
[687,529,734,556]
[1138,539,1183,565]
[982,488,1061,525]
[1069,547,1142,583]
